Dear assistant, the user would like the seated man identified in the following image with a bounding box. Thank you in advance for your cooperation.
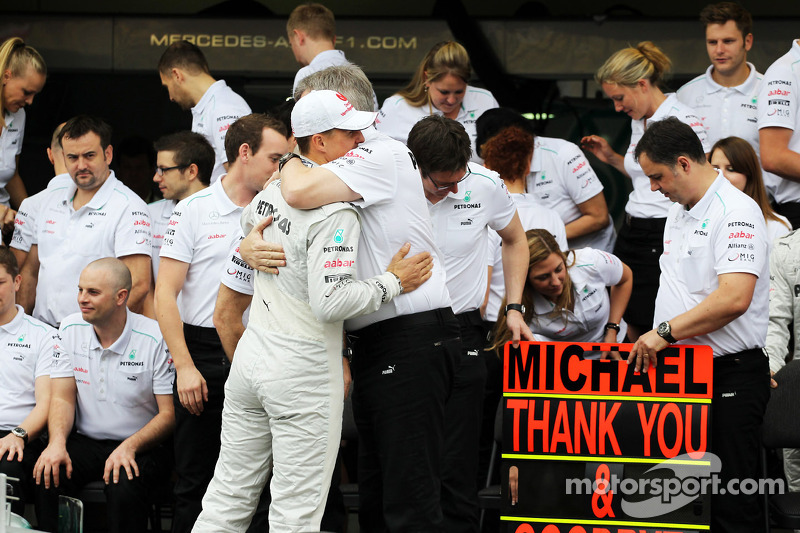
[0,248,56,515]
[194,90,433,532]
[33,258,174,533]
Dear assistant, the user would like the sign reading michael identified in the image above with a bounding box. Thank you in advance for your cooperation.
[501,341,713,533]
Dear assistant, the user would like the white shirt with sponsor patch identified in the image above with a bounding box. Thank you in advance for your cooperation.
[375,86,499,163]
[321,131,451,330]
[0,306,56,431]
[655,174,769,355]
[525,136,615,251]
[51,309,173,442]
[757,40,800,205]
[528,248,626,343]
[484,193,567,322]
[12,173,72,253]
[192,80,252,183]
[147,198,177,281]
[33,172,152,327]
[624,93,710,218]
[427,163,516,315]
[0,109,25,206]
[160,177,243,328]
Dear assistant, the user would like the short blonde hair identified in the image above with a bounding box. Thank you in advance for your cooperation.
[595,41,671,89]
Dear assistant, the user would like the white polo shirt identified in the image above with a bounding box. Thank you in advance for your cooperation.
[51,310,173,442]
[192,80,252,183]
[624,93,709,218]
[654,174,769,355]
[0,108,25,206]
[320,131,451,330]
[12,173,72,252]
[484,193,567,322]
[525,136,615,251]
[376,86,499,163]
[33,172,153,327]
[160,177,243,328]
[528,248,626,343]
[0,305,56,431]
[757,40,800,205]
[427,163,516,314]
[147,198,176,281]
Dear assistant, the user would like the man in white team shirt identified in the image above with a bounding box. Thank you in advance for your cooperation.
[33,258,174,533]
[0,248,56,516]
[406,115,530,532]
[18,115,153,326]
[630,117,770,533]
[195,89,432,533]
[155,113,289,533]
[287,3,378,110]
[158,41,252,183]
[759,38,800,228]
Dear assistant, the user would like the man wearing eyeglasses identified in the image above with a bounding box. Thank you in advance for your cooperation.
[407,115,530,532]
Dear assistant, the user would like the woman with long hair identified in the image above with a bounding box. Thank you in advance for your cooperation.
[710,136,791,248]
[490,229,632,353]
[375,40,497,161]
[580,41,708,340]
[0,37,46,211]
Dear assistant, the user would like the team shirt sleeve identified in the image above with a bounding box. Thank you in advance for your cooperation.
[585,248,624,286]
[322,142,399,207]
[714,208,768,278]
[306,206,400,323]
[758,65,796,131]
[151,337,175,395]
[220,235,255,296]
[561,143,605,205]
[159,202,195,263]
[11,196,36,252]
[115,199,154,258]
[33,327,58,378]
[487,180,517,232]
[50,328,74,378]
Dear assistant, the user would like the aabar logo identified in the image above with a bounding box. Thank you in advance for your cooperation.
[208,233,227,239]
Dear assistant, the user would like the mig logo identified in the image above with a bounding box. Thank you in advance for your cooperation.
[334,229,344,243]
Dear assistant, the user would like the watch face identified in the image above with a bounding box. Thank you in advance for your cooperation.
[12,427,26,438]
[658,322,670,336]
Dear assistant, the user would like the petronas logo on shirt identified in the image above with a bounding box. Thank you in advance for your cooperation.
[702,218,710,229]
[129,349,137,360]
[17,334,25,342]
[464,191,471,202]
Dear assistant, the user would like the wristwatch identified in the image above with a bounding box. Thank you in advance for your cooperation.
[657,321,677,344]
[505,303,526,316]
[278,152,302,171]
[11,426,28,444]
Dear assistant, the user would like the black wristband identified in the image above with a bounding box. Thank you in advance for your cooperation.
[278,152,301,171]
[505,303,525,315]
[604,322,621,333]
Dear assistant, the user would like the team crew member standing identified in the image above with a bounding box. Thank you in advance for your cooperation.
[0,37,46,212]
[475,108,614,251]
[0,249,56,515]
[158,41,252,183]
[581,42,709,340]
[287,3,378,110]
[155,114,289,533]
[629,117,770,533]
[254,64,465,531]
[147,132,214,281]
[18,115,153,326]
[758,38,800,228]
[376,41,498,162]
[406,116,530,532]
[33,259,174,533]
[196,90,432,533]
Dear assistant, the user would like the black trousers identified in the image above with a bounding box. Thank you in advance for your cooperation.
[0,431,45,515]
[34,433,163,533]
[710,349,770,533]
[350,308,460,533]
[441,310,488,533]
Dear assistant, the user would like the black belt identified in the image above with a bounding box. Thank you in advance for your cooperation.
[713,347,765,366]
[348,307,456,343]
[455,309,484,329]
[624,215,667,232]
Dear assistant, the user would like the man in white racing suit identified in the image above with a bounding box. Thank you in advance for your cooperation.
[193,90,433,533]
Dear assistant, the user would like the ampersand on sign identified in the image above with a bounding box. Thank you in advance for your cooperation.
[591,463,615,518]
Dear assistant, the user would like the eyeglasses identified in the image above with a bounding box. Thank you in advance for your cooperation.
[424,167,471,190]
[155,165,188,176]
